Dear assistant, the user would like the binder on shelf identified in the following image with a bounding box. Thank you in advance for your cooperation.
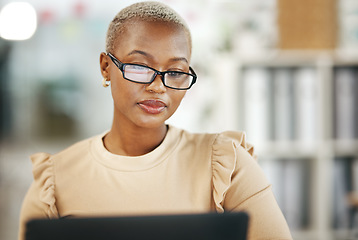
[260,158,285,208]
[282,159,310,230]
[333,157,354,229]
[333,67,358,140]
[293,67,318,144]
[352,158,358,194]
[242,67,272,147]
[261,158,311,231]
[272,68,294,142]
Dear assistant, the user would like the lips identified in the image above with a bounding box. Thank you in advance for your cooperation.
[137,100,167,114]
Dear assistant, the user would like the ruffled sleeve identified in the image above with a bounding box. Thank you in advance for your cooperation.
[18,152,59,240]
[211,131,292,239]
[212,131,256,212]
[31,152,59,218]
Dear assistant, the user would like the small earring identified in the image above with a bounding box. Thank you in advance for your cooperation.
[102,78,110,88]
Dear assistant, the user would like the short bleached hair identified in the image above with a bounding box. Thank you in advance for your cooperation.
[105,1,192,54]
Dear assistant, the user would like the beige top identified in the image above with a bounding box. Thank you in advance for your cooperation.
[19,125,292,240]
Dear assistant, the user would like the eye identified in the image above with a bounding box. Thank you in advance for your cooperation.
[125,64,151,74]
[167,71,186,78]
[129,64,148,71]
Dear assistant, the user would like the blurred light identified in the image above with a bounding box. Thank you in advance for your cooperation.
[0,2,37,41]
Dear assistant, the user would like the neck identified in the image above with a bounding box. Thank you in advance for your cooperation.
[103,121,168,157]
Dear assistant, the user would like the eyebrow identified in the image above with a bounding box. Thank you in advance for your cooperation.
[127,50,188,64]
[127,50,151,58]
[169,57,188,64]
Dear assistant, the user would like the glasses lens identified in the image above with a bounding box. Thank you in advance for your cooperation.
[124,65,154,82]
[165,72,193,89]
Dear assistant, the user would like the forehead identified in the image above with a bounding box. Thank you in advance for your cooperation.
[113,19,191,59]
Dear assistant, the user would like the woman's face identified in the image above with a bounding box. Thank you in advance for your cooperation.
[101,20,191,130]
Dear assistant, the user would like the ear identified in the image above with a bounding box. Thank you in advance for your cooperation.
[99,52,110,79]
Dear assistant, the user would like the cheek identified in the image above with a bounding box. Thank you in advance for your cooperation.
[170,91,186,108]
[110,77,137,105]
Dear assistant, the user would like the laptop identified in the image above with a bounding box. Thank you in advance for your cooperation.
[25,212,249,240]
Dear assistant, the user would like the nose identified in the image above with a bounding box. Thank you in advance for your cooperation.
[145,74,166,93]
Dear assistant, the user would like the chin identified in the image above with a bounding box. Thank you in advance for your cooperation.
[134,117,168,130]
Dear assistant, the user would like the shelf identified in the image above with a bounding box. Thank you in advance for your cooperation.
[234,48,358,240]
[254,140,320,159]
[237,49,358,67]
[256,139,358,158]
[290,228,357,240]
[291,229,322,240]
[332,229,357,240]
[238,50,327,67]
[332,139,358,157]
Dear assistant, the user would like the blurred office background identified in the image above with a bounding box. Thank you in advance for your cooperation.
[0,0,358,239]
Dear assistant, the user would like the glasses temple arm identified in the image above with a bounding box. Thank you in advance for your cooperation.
[107,52,124,70]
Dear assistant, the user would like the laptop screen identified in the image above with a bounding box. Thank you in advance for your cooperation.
[25,212,249,240]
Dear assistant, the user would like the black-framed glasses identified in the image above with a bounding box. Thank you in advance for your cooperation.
[107,52,197,90]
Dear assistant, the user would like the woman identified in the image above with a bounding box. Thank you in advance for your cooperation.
[19,1,292,239]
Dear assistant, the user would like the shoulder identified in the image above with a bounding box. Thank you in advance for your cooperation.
[212,130,256,160]
[171,126,217,146]
[169,125,256,160]
[27,133,105,217]
[30,133,104,180]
